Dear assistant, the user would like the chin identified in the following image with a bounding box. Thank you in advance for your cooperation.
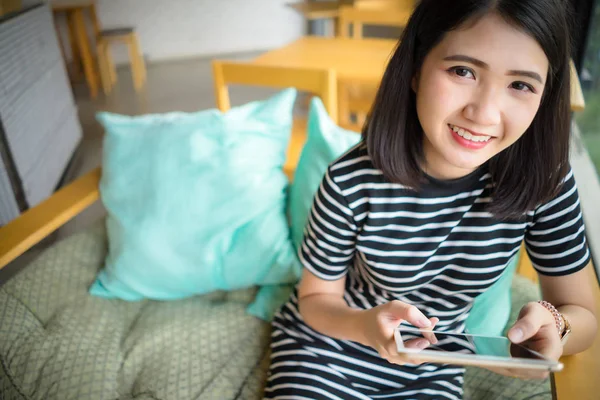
[444,154,489,172]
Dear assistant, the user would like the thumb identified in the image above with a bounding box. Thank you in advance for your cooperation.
[386,301,432,328]
[508,303,549,344]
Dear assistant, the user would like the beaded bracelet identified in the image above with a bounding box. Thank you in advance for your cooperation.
[537,300,564,335]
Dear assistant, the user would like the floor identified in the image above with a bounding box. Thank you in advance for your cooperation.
[1,54,286,283]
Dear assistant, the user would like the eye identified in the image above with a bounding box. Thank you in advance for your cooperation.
[510,81,535,93]
[448,66,475,79]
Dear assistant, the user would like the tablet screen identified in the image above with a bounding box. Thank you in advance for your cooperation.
[395,327,548,361]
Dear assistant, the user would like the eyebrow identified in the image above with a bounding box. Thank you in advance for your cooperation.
[443,55,544,84]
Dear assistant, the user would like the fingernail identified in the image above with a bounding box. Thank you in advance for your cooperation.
[510,328,523,342]
[416,339,429,348]
[417,318,431,328]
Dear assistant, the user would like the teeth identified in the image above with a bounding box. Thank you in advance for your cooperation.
[450,125,491,143]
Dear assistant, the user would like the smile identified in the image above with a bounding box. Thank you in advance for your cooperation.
[448,124,492,143]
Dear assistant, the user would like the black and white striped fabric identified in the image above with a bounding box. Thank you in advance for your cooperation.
[264,144,590,400]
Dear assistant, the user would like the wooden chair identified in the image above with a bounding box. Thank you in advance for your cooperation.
[336,4,413,130]
[212,61,337,180]
[96,27,147,94]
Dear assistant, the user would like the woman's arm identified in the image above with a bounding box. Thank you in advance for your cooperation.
[298,268,438,361]
[539,262,598,355]
[297,268,365,343]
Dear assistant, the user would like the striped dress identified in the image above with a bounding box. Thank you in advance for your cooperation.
[264,144,590,400]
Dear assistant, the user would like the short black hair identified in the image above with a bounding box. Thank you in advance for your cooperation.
[363,0,573,219]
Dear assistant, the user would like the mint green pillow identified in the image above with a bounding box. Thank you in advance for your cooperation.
[289,97,362,251]
[465,254,519,336]
[90,89,301,301]
[247,97,361,321]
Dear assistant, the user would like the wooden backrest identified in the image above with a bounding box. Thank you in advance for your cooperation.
[212,61,338,124]
[337,4,413,38]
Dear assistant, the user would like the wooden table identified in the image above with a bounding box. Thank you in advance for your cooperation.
[254,36,395,85]
[52,0,101,98]
[253,36,585,112]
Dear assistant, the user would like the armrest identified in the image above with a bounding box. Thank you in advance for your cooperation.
[0,168,101,269]
[554,264,600,399]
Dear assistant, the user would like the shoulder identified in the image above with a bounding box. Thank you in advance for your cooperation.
[327,142,384,190]
[534,164,578,214]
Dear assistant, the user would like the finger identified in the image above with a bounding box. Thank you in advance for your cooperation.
[386,337,430,367]
[387,301,432,328]
[421,317,439,344]
[404,338,431,350]
[508,302,552,344]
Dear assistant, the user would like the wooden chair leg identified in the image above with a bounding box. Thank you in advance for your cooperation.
[134,35,147,85]
[72,9,99,98]
[127,34,146,90]
[96,41,112,95]
[105,45,117,85]
[66,12,82,80]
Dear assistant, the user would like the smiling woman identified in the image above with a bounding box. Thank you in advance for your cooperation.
[264,1,597,399]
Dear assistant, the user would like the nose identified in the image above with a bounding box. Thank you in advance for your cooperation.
[463,85,502,126]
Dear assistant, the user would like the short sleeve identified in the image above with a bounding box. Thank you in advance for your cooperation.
[299,168,358,281]
[525,168,591,276]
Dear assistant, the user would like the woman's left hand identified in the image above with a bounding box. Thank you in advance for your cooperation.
[486,301,563,380]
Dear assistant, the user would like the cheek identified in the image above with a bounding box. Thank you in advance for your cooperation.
[417,71,459,125]
[503,100,541,141]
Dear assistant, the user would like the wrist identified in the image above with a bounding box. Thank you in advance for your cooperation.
[349,308,369,346]
[538,300,572,344]
[538,300,564,334]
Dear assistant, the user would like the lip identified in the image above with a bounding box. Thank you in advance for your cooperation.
[448,125,492,150]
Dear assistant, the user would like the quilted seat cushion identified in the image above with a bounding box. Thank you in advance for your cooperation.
[0,222,551,400]
[0,222,270,400]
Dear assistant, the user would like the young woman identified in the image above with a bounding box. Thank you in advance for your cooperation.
[264,0,598,398]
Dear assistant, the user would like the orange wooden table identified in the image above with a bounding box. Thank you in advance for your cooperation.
[52,0,101,98]
[253,36,395,85]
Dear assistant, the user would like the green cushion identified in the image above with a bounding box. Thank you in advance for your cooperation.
[90,89,301,302]
[0,224,550,399]
[0,223,271,399]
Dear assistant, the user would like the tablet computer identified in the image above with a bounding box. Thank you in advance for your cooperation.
[394,326,563,372]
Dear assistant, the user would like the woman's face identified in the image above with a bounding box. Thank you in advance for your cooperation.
[415,13,549,180]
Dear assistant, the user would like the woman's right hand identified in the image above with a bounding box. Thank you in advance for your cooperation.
[360,300,439,365]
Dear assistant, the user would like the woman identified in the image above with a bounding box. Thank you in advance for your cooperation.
[264,0,598,398]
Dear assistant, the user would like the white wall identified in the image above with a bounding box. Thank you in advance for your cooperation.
[55,0,306,64]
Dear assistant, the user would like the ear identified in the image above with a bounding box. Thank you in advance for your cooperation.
[411,74,418,93]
